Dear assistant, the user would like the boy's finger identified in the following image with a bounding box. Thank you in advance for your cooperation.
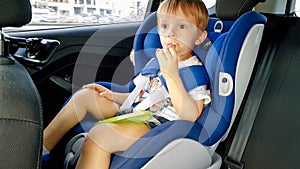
[169,47,177,57]
[83,84,105,92]
[83,84,93,89]
[156,48,166,63]
[95,85,107,92]
[156,48,164,58]
[162,48,171,60]
[99,92,113,101]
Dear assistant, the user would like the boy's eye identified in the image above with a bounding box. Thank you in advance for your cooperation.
[179,24,186,29]
[162,24,168,29]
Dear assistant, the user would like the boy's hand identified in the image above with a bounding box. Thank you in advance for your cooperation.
[156,47,179,76]
[83,83,114,102]
[99,92,114,102]
[83,83,129,104]
[99,91,129,105]
[83,83,110,93]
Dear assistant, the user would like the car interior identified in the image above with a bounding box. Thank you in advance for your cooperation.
[0,0,300,169]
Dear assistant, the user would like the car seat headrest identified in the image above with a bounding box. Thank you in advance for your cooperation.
[0,0,32,28]
[143,27,162,59]
[215,0,266,20]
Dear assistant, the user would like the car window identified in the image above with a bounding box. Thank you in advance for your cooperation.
[23,0,150,29]
[29,0,215,25]
[202,0,216,9]
[5,0,216,31]
[296,0,300,16]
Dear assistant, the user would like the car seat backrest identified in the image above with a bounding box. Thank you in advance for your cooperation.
[0,0,43,168]
[215,0,267,20]
[0,0,32,27]
[199,11,267,152]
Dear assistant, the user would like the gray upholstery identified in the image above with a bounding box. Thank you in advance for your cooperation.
[215,0,267,19]
[0,58,43,169]
[0,0,32,27]
[0,0,43,168]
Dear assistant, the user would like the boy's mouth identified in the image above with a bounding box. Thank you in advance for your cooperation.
[167,42,177,51]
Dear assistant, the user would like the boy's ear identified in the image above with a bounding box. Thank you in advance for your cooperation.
[195,31,208,45]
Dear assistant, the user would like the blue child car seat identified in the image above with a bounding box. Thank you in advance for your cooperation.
[107,13,266,169]
[64,0,267,168]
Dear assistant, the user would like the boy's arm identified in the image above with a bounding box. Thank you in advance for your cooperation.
[156,48,204,122]
[100,92,130,105]
[83,83,130,105]
[163,72,204,121]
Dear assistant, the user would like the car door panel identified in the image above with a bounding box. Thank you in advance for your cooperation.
[8,22,140,125]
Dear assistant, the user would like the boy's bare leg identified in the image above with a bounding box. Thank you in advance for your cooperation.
[43,88,120,151]
[76,122,150,169]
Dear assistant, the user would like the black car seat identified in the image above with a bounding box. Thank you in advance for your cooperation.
[0,0,43,168]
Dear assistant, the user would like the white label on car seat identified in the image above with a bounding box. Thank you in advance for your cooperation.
[219,72,233,96]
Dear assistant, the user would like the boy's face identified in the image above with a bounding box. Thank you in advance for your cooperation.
[157,7,206,60]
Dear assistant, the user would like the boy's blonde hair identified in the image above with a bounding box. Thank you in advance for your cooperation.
[157,0,209,31]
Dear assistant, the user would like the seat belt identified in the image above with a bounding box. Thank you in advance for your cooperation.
[120,58,210,112]
[120,74,170,112]
[134,86,169,111]
[120,74,148,111]
[224,42,276,169]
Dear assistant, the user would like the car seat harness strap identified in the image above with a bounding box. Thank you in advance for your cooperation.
[120,58,210,112]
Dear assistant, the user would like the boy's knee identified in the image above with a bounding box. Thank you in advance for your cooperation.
[88,123,111,137]
[81,135,101,154]
[88,124,116,143]
[83,135,93,146]
[72,88,89,98]
[71,88,98,104]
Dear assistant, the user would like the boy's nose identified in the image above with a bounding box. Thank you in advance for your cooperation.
[166,27,176,38]
[168,33,176,38]
[167,30,176,38]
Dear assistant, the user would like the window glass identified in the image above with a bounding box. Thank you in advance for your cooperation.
[202,0,216,9]
[6,0,216,31]
[27,0,149,28]
[296,0,300,16]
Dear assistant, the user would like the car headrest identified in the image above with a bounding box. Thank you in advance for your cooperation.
[0,0,32,28]
[215,0,266,20]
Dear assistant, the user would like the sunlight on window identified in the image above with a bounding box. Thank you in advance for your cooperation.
[296,0,300,16]
[202,0,216,8]
[18,0,217,31]
[29,0,149,26]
